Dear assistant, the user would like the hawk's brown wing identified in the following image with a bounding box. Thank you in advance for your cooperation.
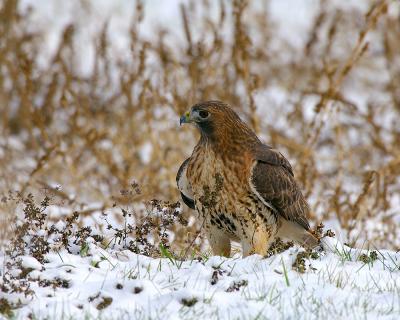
[250,144,310,230]
[176,158,195,210]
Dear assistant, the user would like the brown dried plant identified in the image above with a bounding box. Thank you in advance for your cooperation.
[0,0,399,251]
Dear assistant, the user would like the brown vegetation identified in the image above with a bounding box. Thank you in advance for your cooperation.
[0,0,399,251]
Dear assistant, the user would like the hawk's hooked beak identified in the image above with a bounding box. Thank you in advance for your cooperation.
[180,111,191,126]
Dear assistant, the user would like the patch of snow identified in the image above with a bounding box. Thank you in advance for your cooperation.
[19,256,43,271]
[1,239,399,319]
[268,0,320,49]
[140,142,152,164]
[321,236,349,254]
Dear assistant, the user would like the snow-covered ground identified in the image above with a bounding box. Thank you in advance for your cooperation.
[1,237,400,319]
[1,196,398,319]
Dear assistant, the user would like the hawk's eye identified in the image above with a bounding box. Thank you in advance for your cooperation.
[199,110,209,119]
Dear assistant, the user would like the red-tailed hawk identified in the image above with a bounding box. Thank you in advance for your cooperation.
[177,101,318,257]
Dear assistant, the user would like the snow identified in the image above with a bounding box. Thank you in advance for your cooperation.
[268,0,320,49]
[17,0,186,74]
[19,256,43,271]
[1,239,399,319]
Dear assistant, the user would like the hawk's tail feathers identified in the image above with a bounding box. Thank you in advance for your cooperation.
[300,230,320,249]
[277,219,320,249]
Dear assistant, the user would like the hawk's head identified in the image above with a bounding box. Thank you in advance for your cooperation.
[180,101,252,140]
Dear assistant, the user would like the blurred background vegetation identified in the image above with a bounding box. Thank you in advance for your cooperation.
[0,0,399,251]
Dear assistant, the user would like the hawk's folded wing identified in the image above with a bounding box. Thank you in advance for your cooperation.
[176,158,195,209]
[250,144,310,230]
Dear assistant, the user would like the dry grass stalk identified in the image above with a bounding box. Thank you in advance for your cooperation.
[0,0,399,250]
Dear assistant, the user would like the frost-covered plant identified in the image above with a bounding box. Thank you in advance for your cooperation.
[0,188,186,316]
